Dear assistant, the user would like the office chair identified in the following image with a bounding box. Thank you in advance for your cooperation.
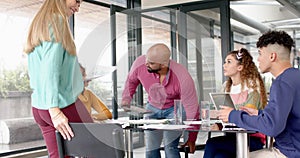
[56,122,125,158]
[159,131,209,158]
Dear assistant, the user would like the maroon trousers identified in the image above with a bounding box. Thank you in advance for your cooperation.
[32,99,93,158]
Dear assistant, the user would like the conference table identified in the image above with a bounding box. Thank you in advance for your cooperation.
[183,120,255,158]
[99,119,255,158]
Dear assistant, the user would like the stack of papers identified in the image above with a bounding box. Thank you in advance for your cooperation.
[183,120,222,125]
[127,119,171,124]
[222,123,245,131]
[140,124,192,130]
[95,119,171,125]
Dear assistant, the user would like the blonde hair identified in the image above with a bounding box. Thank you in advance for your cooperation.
[24,0,76,55]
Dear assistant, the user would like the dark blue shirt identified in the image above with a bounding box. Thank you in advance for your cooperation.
[229,68,300,158]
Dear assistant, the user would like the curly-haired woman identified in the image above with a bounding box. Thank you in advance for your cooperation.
[203,48,268,158]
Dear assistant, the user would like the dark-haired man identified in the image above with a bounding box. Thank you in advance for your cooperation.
[218,30,300,158]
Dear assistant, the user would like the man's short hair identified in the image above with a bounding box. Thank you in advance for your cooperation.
[256,30,294,51]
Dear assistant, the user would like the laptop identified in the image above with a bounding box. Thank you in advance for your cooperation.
[209,92,236,110]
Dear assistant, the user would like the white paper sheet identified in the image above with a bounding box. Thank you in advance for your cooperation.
[95,119,171,125]
[183,120,222,125]
[140,124,192,130]
[127,119,171,124]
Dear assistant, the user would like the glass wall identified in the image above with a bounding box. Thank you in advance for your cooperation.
[75,3,173,116]
[187,9,224,102]
[75,3,114,110]
[0,0,288,120]
[1,1,300,153]
[0,1,42,120]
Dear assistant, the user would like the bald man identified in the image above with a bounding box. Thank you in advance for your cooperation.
[122,43,199,158]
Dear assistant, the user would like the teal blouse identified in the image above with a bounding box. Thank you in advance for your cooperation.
[28,41,83,110]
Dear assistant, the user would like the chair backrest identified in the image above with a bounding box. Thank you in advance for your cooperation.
[56,122,125,158]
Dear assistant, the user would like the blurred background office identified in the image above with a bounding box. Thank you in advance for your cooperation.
[0,0,300,157]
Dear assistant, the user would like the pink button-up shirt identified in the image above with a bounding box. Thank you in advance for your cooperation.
[122,55,199,141]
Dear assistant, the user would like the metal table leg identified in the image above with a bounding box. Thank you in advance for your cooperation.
[125,128,133,158]
[236,132,249,158]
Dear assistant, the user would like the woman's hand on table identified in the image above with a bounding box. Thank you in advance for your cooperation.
[217,105,234,122]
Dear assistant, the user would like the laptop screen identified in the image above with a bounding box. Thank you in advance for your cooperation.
[209,93,236,110]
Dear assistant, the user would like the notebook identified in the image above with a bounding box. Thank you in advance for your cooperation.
[209,92,236,110]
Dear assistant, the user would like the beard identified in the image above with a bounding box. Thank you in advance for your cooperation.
[147,67,161,73]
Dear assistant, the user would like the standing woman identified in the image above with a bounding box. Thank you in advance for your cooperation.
[203,48,268,158]
[24,0,93,157]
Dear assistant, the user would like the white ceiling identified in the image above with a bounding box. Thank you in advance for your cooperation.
[142,0,300,33]
[230,0,299,29]
[142,0,201,8]
[1,0,300,34]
